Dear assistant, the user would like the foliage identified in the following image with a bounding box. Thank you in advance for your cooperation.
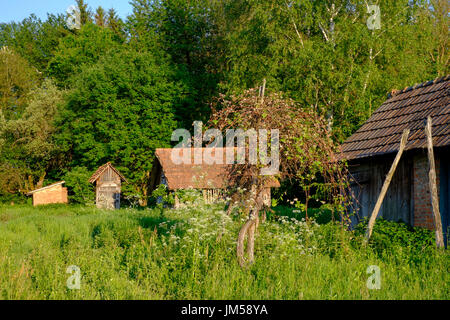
[272,205,340,225]
[174,189,205,206]
[128,0,226,126]
[151,184,175,209]
[209,88,350,266]
[94,7,107,27]
[47,23,123,87]
[0,47,40,119]
[213,0,449,141]
[63,167,94,205]
[354,218,436,259]
[0,0,447,299]
[0,14,70,73]
[0,192,29,205]
[0,0,448,202]
[0,79,65,194]
[210,88,349,211]
[75,0,93,26]
[55,48,185,204]
[106,9,126,39]
[0,165,26,197]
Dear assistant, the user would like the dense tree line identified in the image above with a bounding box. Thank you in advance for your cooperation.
[0,0,448,204]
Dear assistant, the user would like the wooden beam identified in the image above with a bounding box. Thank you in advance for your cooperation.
[425,117,445,249]
[365,129,410,241]
[260,78,266,103]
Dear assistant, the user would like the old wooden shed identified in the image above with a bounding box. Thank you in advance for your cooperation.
[89,162,127,209]
[26,181,68,206]
[340,76,449,240]
[149,148,280,208]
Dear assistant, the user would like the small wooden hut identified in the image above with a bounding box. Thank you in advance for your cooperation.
[26,181,68,206]
[149,148,280,208]
[89,162,127,209]
[340,76,449,240]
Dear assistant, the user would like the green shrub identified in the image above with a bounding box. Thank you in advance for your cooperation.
[0,193,29,205]
[354,218,436,261]
[63,167,95,205]
[174,189,204,205]
[151,184,174,207]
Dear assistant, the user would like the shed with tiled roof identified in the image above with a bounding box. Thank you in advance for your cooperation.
[150,148,280,207]
[341,76,449,240]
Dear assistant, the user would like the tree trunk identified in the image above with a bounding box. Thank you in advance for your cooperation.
[236,190,265,267]
[237,217,256,267]
[36,172,46,189]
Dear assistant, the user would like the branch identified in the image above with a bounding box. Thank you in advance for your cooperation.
[292,20,304,47]
[319,22,330,42]
[284,1,304,47]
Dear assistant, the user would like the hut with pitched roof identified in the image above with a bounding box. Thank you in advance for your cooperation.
[340,76,449,240]
[89,162,127,209]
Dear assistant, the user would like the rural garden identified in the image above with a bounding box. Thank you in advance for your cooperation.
[0,0,448,300]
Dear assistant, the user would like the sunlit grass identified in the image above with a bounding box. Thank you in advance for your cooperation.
[0,203,448,300]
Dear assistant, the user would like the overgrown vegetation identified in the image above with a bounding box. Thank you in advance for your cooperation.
[0,204,447,299]
[0,0,448,300]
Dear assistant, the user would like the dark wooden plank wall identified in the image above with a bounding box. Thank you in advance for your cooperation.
[439,151,450,245]
[349,155,413,226]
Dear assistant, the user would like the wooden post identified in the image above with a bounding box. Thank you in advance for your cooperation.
[425,117,445,249]
[365,129,410,241]
[259,78,266,103]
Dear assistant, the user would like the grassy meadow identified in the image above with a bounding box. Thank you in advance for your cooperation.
[0,202,448,300]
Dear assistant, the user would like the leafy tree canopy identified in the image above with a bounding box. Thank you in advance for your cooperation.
[55,48,186,204]
[47,23,124,87]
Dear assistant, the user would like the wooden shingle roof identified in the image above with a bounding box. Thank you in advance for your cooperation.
[89,162,127,183]
[153,148,280,190]
[341,75,450,161]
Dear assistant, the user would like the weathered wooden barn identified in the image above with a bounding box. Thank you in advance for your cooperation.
[149,148,280,208]
[26,181,68,206]
[89,162,127,209]
[340,76,449,240]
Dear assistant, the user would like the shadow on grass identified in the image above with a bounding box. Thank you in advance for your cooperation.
[89,211,187,249]
[138,215,187,239]
[271,205,340,225]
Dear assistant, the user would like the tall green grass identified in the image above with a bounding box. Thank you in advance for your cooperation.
[0,203,448,300]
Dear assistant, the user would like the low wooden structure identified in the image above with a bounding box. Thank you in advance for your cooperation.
[340,75,449,243]
[26,181,68,206]
[149,148,280,208]
[89,162,127,209]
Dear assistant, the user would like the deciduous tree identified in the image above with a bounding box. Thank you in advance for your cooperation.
[55,49,186,205]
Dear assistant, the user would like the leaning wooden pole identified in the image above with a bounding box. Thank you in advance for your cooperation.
[425,117,445,249]
[365,129,410,241]
[259,78,266,103]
